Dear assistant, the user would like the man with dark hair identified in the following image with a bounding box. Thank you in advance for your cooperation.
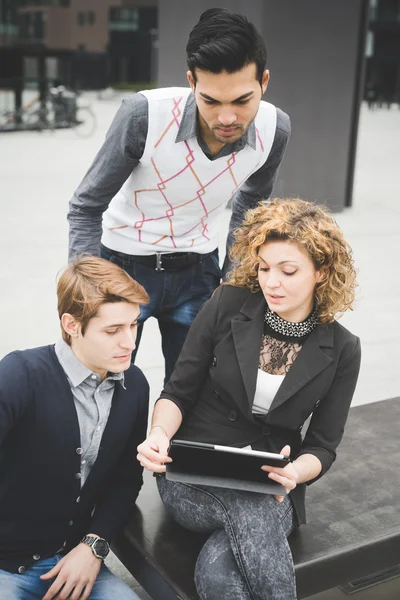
[69,8,291,382]
[0,257,149,600]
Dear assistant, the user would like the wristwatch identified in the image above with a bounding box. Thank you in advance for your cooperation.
[80,535,110,560]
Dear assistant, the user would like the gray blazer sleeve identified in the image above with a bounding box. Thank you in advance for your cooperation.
[68,95,148,260]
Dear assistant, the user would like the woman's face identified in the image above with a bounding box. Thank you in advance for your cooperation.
[257,241,323,322]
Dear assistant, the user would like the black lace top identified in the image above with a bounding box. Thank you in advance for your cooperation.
[259,321,311,375]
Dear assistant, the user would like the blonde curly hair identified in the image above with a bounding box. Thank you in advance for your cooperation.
[228,198,357,323]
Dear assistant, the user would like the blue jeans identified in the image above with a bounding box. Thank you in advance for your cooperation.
[157,475,297,600]
[101,245,221,382]
[0,555,139,599]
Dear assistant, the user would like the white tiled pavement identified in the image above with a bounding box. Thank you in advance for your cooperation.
[0,93,399,598]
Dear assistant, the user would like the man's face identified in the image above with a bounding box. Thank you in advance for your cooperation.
[67,302,140,379]
[188,63,269,146]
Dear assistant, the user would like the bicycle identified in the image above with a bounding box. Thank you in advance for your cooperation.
[0,86,96,137]
[47,86,97,137]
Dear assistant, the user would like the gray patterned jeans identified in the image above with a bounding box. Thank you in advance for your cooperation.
[157,475,297,600]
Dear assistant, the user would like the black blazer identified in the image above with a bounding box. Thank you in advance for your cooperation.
[162,285,361,525]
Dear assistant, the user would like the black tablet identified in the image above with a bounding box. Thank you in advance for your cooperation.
[166,439,290,495]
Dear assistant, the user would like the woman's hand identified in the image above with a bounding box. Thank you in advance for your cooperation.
[137,427,172,473]
[261,445,299,503]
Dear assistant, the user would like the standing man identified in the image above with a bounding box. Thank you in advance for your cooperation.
[69,8,291,381]
[0,257,149,600]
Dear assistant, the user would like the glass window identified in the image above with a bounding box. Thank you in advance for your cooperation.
[34,11,45,38]
[87,11,95,25]
[109,7,139,31]
[376,0,400,20]
[0,0,19,35]
[369,0,378,20]
[77,12,85,26]
[19,10,45,39]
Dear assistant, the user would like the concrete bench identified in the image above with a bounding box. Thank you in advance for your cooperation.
[112,397,400,599]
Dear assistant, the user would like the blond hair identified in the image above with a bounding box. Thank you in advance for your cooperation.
[228,198,357,323]
[57,256,149,344]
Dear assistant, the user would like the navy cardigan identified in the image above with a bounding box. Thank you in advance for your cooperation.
[0,345,149,573]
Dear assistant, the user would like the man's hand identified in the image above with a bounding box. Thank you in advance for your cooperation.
[137,427,171,472]
[40,542,102,600]
[261,445,299,503]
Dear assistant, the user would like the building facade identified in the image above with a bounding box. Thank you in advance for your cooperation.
[0,0,158,89]
[366,0,400,103]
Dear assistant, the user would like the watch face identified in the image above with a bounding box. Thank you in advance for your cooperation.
[93,539,109,558]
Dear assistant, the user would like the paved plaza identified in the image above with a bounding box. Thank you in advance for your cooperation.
[0,93,399,598]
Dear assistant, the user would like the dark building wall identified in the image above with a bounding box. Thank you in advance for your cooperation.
[0,47,23,79]
[109,6,157,84]
[158,0,263,87]
[367,0,400,103]
[261,0,368,210]
[158,0,368,211]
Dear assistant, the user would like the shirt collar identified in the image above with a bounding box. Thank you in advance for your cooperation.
[54,339,125,389]
[175,92,257,151]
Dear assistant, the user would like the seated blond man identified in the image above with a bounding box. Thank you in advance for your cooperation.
[0,256,149,600]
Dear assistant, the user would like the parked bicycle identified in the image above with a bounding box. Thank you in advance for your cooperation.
[0,85,96,137]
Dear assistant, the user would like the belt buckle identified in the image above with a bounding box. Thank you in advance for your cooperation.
[155,252,164,271]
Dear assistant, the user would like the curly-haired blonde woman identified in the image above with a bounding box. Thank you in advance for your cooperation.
[137,198,361,600]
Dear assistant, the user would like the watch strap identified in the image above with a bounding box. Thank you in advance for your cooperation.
[81,535,97,548]
[80,535,109,559]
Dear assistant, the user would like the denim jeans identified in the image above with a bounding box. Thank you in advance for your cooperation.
[0,555,139,599]
[157,475,297,600]
[101,245,221,382]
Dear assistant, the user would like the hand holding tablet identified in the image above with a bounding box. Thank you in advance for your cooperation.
[260,444,300,502]
[166,439,292,496]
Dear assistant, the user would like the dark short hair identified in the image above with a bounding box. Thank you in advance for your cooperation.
[186,8,267,84]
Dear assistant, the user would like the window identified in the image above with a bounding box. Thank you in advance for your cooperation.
[369,0,378,20]
[77,11,95,26]
[376,0,400,21]
[109,7,139,31]
[0,0,19,37]
[19,10,45,39]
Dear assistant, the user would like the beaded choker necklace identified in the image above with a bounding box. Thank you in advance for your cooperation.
[264,304,318,338]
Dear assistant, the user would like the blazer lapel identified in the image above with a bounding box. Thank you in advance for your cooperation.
[269,324,334,412]
[232,291,265,411]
